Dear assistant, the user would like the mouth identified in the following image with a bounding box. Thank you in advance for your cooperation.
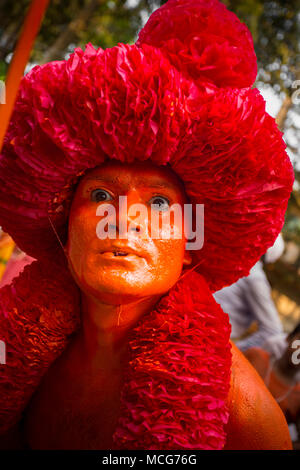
[99,247,142,258]
[105,251,129,257]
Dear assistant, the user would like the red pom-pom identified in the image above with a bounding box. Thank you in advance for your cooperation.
[137,0,257,88]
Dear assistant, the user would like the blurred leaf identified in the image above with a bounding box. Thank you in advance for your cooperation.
[0,60,7,81]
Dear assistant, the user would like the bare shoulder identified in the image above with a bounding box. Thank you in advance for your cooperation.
[224,342,292,450]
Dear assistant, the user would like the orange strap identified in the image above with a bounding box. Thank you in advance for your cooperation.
[0,0,50,152]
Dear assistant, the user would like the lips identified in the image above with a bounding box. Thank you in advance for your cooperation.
[112,251,128,257]
[99,245,142,258]
[105,250,129,257]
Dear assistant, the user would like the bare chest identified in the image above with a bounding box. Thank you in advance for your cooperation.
[23,342,124,449]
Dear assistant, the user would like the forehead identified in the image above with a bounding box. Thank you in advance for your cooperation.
[80,160,186,193]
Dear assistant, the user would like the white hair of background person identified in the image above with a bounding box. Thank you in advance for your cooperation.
[264,233,285,264]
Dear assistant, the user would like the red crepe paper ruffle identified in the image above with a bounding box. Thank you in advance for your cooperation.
[0,258,80,434]
[137,0,257,89]
[113,269,231,449]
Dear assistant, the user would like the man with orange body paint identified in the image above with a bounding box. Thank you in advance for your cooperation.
[0,0,295,450]
[21,162,290,449]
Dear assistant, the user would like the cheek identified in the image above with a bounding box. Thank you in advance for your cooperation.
[148,213,187,286]
[154,238,186,284]
[150,210,185,240]
[68,204,98,247]
[66,204,100,274]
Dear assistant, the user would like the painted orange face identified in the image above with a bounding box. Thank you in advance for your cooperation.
[65,160,192,304]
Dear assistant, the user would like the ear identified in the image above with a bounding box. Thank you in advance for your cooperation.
[183,248,192,266]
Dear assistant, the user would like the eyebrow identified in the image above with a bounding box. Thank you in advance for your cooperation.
[85,176,121,185]
[85,175,178,191]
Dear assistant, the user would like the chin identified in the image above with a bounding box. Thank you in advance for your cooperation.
[80,277,150,303]
[82,274,175,305]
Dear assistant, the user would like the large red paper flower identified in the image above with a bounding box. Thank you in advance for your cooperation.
[0,30,293,291]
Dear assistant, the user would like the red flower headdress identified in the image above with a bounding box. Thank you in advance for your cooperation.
[0,0,294,449]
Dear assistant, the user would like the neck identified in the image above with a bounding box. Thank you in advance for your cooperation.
[79,291,161,359]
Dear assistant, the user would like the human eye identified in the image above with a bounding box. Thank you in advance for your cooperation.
[149,195,170,212]
[90,189,113,203]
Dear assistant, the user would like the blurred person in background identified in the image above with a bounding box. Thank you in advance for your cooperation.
[0,228,34,288]
[0,227,15,281]
[244,323,300,448]
[213,233,285,351]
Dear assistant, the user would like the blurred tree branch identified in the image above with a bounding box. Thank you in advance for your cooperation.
[39,0,102,64]
[276,95,293,130]
[0,0,31,60]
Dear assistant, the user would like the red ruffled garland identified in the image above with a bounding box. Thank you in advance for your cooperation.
[0,259,231,449]
[113,269,232,449]
[0,259,80,433]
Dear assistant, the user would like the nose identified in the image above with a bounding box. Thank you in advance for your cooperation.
[116,189,146,237]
